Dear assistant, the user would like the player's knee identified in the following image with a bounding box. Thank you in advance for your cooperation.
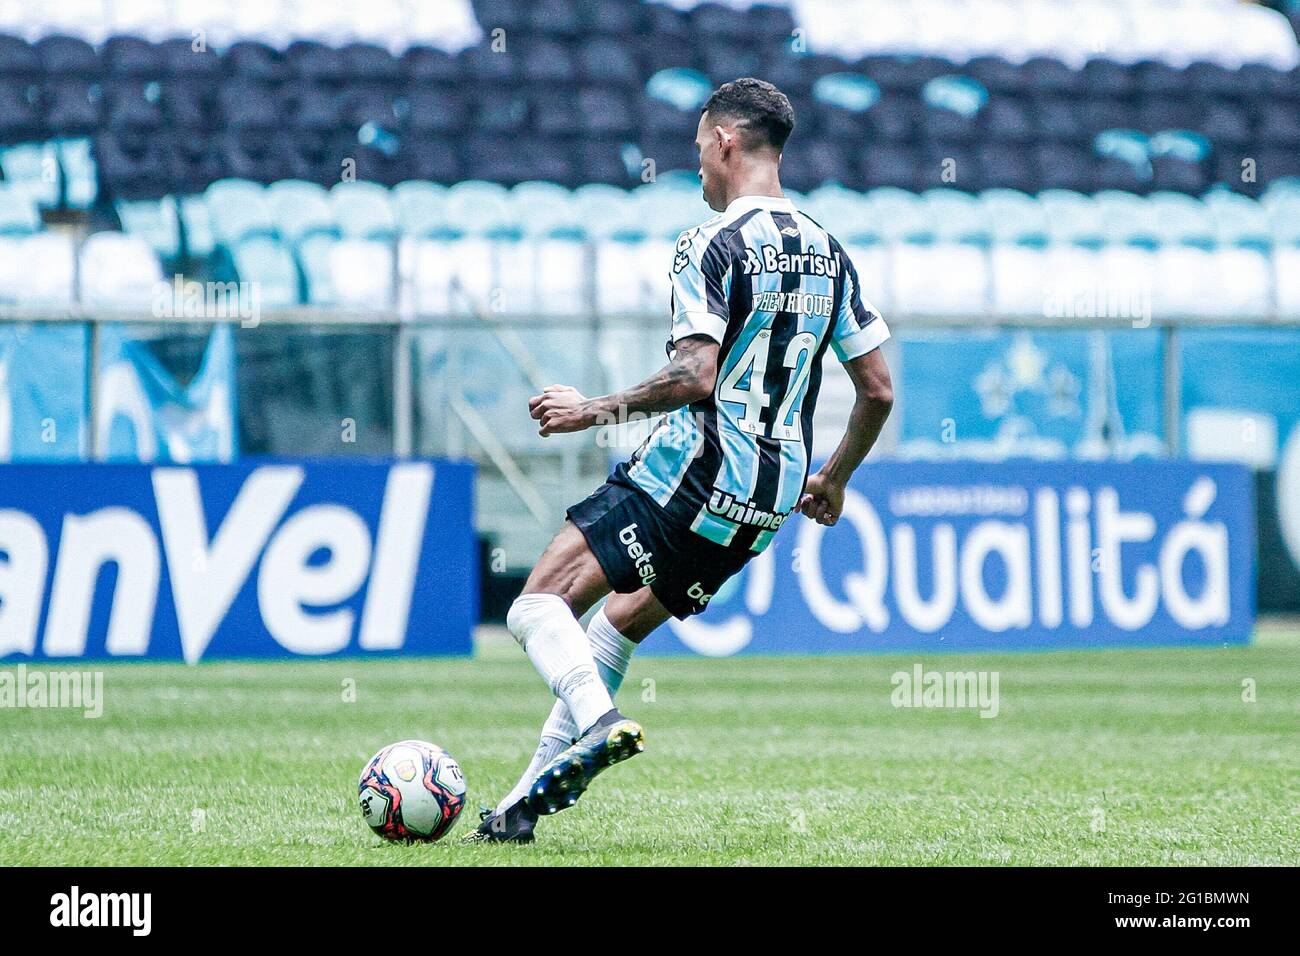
[506,592,565,648]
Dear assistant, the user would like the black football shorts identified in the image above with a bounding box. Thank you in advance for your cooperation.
[566,478,755,619]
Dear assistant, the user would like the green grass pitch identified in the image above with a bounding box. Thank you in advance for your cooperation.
[2,626,1297,866]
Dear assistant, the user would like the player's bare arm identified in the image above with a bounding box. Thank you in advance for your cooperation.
[528,335,720,436]
[799,347,894,526]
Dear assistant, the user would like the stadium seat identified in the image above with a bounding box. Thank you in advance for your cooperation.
[572,184,644,242]
[79,231,163,309]
[178,194,215,259]
[890,242,989,315]
[392,180,450,238]
[0,232,75,307]
[116,196,181,260]
[511,181,584,240]
[443,180,517,239]
[266,179,336,245]
[59,138,98,208]
[329,180,397,240]
[205,178,276,246]
[978,189,1050,246]
[0,184,40,235]
[229,235,299,307]
[0,143,58,207]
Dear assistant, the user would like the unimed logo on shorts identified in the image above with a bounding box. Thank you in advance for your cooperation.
[49,886,151,936]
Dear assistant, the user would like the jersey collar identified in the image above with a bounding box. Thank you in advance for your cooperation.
[723,194,795,217]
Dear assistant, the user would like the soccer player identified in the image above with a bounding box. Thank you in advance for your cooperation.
[469,78,894,843]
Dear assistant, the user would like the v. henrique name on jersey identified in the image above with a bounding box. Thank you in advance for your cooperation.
[707,489,791,530]
[751,289,834,317]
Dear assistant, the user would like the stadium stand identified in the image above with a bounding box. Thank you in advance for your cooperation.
[1,0,1300,318]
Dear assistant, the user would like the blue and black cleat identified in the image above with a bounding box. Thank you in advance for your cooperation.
[462,799,538,844]
[525,708,644,816]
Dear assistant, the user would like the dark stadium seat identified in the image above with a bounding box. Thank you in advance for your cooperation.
[5,10,1299,200]
[339,43,402,86]
[577,37,641,88]
[982,98,1035,142]
[406,88,469,135]
[0,34,42,78]
[43,80,100,137]
[527,0,583,39]
[34,35,100,78]
[225,41,288,83]
[402,46,460,85]
[286,40,348,84]
[522,40,577,84]
[219,80,281,130]
[1023,57,1084,96]
[102,36,165,79]
[1081,58,1135,98]
[576,87,637,137]
[861,142,918,190]
[575,137,629,186]
[103,80,164,132]
[0,80,43,143]
[405,139,462,184]
[158,37,222,79]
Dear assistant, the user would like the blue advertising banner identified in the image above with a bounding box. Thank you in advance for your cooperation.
[653,460,1254,656]
[0,322,87,461]
[0,459,475,661]
[895,329,1165,460]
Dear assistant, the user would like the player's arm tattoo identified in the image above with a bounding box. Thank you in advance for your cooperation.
[590,335,720,418]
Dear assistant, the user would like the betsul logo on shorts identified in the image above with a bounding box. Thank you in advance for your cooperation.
[687,582,713,606]
[0,460,476,662]
[618,523,657,585]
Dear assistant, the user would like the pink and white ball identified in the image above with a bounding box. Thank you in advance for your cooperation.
[358,740,466,842]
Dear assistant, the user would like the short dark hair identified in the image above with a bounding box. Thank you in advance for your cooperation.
[702,78,795,152]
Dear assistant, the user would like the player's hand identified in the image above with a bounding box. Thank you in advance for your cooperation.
[798,472,845,526]
[529,385,596,436]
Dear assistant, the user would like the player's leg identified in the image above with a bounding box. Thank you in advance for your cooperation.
[507,521,620,736]
[485,588,670,827]
[472,503,652,840]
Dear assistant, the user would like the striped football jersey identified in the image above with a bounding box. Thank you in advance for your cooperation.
[615,194,890,553]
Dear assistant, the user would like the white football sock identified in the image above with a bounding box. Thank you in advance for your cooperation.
[506,593,615,735]
[496,607,637,814]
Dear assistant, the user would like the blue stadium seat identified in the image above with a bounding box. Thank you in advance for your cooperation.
[0,143,58,207]
[329,180,397,240]
[116,196,182,261]
[229,235,299,307]
[922,189,990,246]
[266,179,336,246]
[1204,189,1272,251]
[572,184,643,242]
[1039,190,1106,248]
[1147,192,1215,250]
[511,181,583,240]
[0,184,40,235]
[79,232,163,309]
[444,180,517,239]
[978,189,1049,246]
[392,180,450,238]
[205,178,276,246]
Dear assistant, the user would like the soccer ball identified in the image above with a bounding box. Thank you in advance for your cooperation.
[358,740,466,842]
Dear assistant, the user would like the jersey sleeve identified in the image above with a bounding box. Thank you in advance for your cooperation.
[830,246,890,362]
[668,227,731,345]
